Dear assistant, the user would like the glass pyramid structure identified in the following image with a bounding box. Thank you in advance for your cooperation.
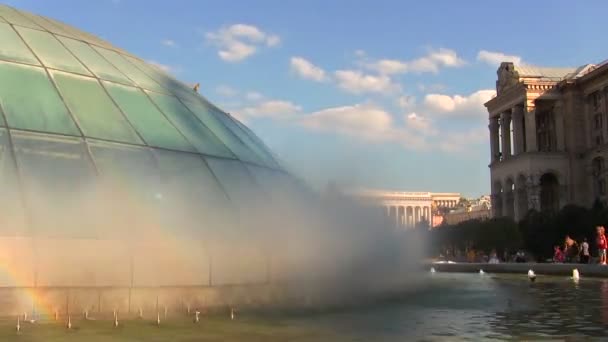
[0,4,306,287]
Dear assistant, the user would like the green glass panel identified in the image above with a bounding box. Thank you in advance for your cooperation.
[59,37,133,85]
[147,92,234,158]
[93,47,166,93]
[0,62,80,135]
[0,16,6,23]
[88,141,162,235]
[123,55,198,101]
[214,109,280,169]
[0,128,26,235]
[0,5,42,29]
[0,22,40,65]
[205,158,265,212]
[15,26,91,75]
[51,71,142,144]
[11,131,101,238]
[0,102,6,126]
[182,100,263,164]
[153,149,234,236]
[16,11,69,36]
[104,81,195,152]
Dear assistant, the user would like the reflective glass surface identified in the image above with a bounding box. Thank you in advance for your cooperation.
[0,62,80,135]
[147,92,234,158]
[214,110,281,169]
[0,5,42,29]
[0,129,26,235]
[59,37,133,85]
[93,47,167,93]
[0,3,296,262]
[11,131,100,238]
[16,26,91,75]
[205,158,265,213]
[104,81,196,152]
[0,22,40,65]
[87,141,170,238]
[153,150,234,235]
[52,70,142,144]
[182,99,263,165]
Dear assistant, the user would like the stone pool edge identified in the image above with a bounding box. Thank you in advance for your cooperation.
[425,262,608,278]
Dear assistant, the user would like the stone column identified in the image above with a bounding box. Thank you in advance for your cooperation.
[524,104,538,152]
[500,111,512,159]
[489,116,500,162]
[513,186,521,221]
[512,105,525,154]
[553,102,565,151]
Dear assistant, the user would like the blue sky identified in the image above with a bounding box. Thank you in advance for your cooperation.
[7,0,608,197]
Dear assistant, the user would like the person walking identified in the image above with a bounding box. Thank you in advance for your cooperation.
[580,238,590,264]
[597,226,607,265]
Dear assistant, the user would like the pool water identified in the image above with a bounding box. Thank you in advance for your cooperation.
[254,272,608,341]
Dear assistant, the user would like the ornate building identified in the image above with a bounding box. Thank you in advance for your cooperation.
[486,61,608,221]
[350,189,460,229]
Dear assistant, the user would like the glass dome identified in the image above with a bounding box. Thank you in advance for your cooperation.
[0,4,305,287]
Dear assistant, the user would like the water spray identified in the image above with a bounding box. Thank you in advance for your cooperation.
[572,269,580,282]
[16,316,20,332]
[67,315,72,330]
[138,307,143,319]
[23,312,27,322]
[156,311,161,326]
[164,306,168,320]
[187,304,191,315]
[113,310,119,328]
[194,310,200,323]
[84,309,89,320]
[528,270,536,282]
[54,309,58,321]
[230,308,235,320]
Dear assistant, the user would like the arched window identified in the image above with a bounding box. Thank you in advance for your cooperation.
[540,173,559,214]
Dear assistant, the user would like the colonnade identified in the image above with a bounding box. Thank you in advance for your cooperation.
[384,205,432,229]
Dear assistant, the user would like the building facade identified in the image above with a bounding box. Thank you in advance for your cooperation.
[351,189,461,229]
[486,61,608,221]
[443,195,492,225]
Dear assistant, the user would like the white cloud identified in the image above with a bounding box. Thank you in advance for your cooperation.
[366,48,466,75]
[301,104,392,135]
[205,24,280,62]
[290,57,328,82]
[237,100,301,120]
[298,104,430,150]
[423,89,496,117]
[334,70,401,94]
[406,113,437,136]
[477,50,522,66]
[216,85,237,97]
[246,91,264,101]
[161,39,176,47]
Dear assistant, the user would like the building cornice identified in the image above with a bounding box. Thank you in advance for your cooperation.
[485,83,526,116]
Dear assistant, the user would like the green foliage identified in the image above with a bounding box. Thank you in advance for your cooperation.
[430,217,520,256]
[432,202,608,261]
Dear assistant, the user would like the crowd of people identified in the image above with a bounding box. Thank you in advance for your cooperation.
[552,225,607,264]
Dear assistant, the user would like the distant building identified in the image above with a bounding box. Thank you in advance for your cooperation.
[443,195,492,225]
[348,189,461,229]
[486,61,608,221]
